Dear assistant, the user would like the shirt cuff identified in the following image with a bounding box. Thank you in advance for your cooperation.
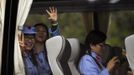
[52,22,58,26]
[100,68,109,75]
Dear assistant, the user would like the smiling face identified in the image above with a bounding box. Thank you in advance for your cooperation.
[24,34,35,51]
[35,25,48,43]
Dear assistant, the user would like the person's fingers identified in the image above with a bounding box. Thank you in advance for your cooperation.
[114,59,120,63]
[52,6,55,13]
[19,41,21,45]
[111,56,118,61]
[19,41,25,47]
[21,33,24,43]
[49,7,53,13]
[18,34,21,41]
[110,56,120,65]
[19,41,23,45]
[46,9,51,15]
[55,8,57,14]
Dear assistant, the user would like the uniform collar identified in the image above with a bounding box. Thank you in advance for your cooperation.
[91,51,102,62]
[34,50,45,55]
[23,51,31,58]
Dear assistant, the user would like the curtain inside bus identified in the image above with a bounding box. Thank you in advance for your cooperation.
[14,0,33,75]
[0,0,6,74]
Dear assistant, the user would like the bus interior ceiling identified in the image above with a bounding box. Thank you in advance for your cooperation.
[31,0,134,14]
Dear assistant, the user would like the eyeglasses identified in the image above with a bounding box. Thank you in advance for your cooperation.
[24,35,35,40]
[98,43,105,47]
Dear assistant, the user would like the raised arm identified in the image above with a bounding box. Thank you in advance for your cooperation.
[46,7,58,25]
[46,7,60,36]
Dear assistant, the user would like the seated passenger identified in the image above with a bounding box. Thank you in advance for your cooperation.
[33,7,60,75]
[19,26,37,75]
[78,30,119,75]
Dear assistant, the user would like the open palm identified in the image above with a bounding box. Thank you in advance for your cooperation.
[46,7,57,22]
